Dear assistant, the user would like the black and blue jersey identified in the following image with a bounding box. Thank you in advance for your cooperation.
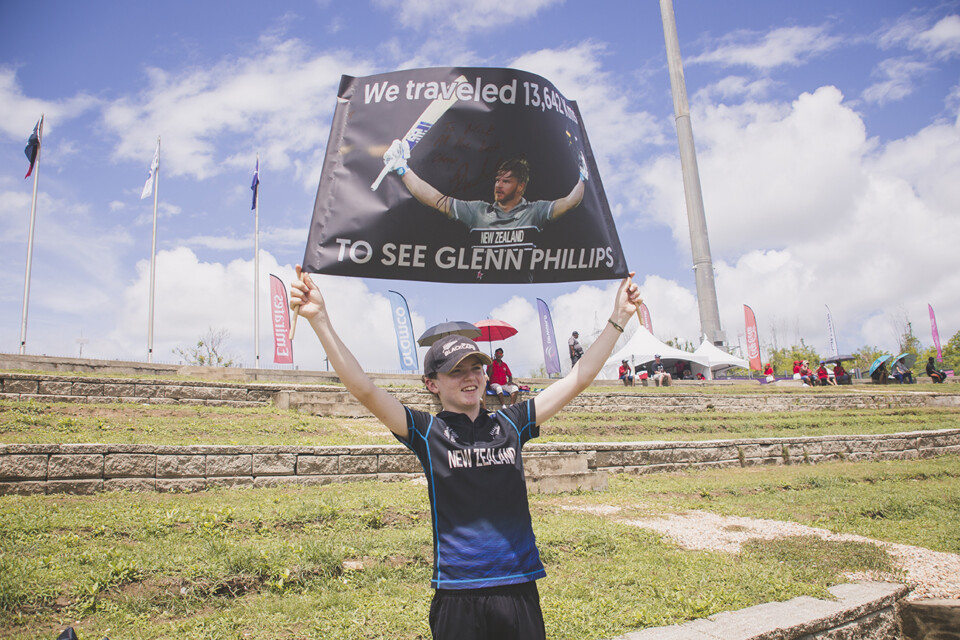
[395,399,545,590]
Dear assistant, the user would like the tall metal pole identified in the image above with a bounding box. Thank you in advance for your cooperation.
[660,0,725,345]
[147,136,160,363]
[19,115,44,355]
[254,152,260,369]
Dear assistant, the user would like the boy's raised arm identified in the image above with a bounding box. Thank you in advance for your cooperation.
[290,266,408,439]
[533,273,640,423]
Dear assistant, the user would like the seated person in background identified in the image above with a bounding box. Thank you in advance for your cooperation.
[652,354,672,387]
[926,357,946,383]
[763,363,774,383]
[696,372,706,381]
[833,362,851,385]
[799,361,815,386]
[871,362,889,384]
[892,359,914,384]
[792,361,802,379]
[618,359,635,386]
[817,362,837,386]
[682,367,693,380]
[486,348,520,405]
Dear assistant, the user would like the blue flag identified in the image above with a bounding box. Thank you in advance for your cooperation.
[24,116,42,179]
[537,298,562,376]
[251,157,260,209]
[387,290,419,372]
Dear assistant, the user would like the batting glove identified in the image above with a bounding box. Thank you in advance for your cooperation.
[383,139,410,176]
[578,152,590,182]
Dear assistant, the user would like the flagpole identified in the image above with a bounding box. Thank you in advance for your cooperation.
[19,115,44,355]
[254,152,260,369]
[147,136,160,363]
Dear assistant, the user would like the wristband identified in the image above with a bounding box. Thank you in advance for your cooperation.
[396,166,407,176]
[608,318,624,333]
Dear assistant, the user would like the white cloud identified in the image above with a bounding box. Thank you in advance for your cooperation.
[862,57,931,104]
[641,86,871,255]
[688,26,842,70]
[102,37,374,188]
[696,75,776,102]
[101,247,428,371]
[633,81,960,356]
[0,68,98,141]
[374,0,562,33]
[881,14,960,59]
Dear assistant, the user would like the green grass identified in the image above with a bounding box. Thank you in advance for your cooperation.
[2,399,958,446]
[2,456,957,639]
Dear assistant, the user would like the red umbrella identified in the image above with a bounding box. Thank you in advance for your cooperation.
[474,320,518,351]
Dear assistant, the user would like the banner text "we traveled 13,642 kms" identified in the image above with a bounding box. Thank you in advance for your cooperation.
[363,77,578,123]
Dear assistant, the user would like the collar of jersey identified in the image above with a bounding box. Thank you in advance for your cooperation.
[436,406,493,426]
[491,197,530,214]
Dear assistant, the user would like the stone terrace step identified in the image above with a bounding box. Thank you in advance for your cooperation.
[3,372,960,416]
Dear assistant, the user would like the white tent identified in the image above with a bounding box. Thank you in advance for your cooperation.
[601,326,709,380]
[690,341,750,380]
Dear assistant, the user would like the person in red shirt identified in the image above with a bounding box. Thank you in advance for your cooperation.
[833,362,850,384]
[618,359,635,386]
[817,362,833,386]
[487,348,520,405]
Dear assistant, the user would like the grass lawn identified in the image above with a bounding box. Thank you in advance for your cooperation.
[3,455,958,640]
[2,392,958,639]
[2,399,958,446]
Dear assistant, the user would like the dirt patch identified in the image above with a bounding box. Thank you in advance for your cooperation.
[562,504,960,601]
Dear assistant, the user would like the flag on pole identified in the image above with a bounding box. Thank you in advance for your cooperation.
[140,142,160,199]
[825,305,839,359]
[387,291,419,371]
[929,304,943,363]
[268,275,294,364]
[638,302,652,334]
[24,116,43,179]
[536,298,562,376]
[251,157,260,210]
[743,304,762,371]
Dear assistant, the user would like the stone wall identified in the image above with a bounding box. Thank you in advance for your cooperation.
[3,429,957,496]
[4,372,960,416]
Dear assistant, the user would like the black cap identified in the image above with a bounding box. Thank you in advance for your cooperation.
[424,335,492,376]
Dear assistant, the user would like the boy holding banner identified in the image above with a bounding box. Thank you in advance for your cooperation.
[290,266,640,639]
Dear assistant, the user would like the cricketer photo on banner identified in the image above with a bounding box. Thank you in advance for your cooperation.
[301,67,628,284]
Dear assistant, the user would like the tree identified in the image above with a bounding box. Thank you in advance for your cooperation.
[664,336,695,352]
[767,340,820,377]
[174,327,236,367]
[920,329,960,371]
[852,344,886,377]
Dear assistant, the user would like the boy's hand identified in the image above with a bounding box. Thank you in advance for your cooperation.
[290,265,326,321]
[612,271,641,325]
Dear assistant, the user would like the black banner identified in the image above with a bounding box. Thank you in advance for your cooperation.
[302,67,628,284]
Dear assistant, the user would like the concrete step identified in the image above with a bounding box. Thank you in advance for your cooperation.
[900,599,960,640]
[526,471,608,495]
[526,454,590,476]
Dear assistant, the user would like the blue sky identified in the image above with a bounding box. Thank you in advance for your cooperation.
[1,0,958,375]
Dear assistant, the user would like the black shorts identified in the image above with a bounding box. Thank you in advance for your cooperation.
[429,581,546,640]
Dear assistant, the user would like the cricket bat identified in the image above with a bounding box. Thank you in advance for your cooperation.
[370,74,468,191]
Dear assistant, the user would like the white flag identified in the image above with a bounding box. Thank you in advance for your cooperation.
[140,142,159,200]
[825,305,839,359]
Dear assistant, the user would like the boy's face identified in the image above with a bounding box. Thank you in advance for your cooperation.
[425,354,486,413]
